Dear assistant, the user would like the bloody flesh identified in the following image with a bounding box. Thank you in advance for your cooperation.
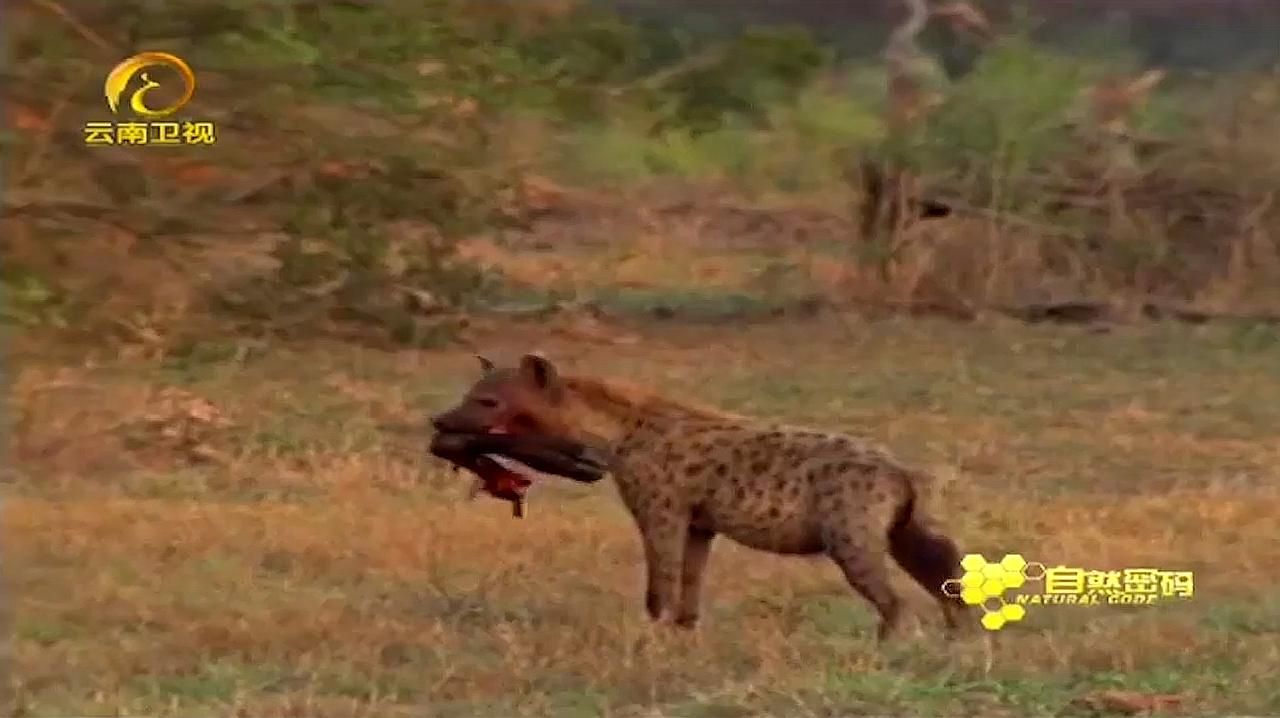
[428,431,608,518]
[470,455,531,517]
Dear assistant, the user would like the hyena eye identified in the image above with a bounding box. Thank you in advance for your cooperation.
[475,397,500,409]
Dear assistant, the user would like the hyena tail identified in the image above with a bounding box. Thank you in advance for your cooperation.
[887,476,971,633]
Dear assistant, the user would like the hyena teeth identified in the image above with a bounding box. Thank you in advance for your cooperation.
[484,453,545,481]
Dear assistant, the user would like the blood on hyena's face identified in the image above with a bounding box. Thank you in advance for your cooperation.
[431,354,566,436]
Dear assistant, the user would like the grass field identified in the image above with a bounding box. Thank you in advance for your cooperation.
[7,1,1280,714]
[8,314,1280,716]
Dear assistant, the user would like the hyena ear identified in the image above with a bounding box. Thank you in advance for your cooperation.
[519,353,561,397]
[476,354,496,374]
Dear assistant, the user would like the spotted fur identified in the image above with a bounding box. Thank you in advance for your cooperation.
[432,354,972,640]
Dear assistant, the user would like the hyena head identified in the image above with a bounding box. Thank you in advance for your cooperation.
[431,353,577,438]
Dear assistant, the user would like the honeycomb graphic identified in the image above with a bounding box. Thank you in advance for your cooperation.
[941,553,1046,631]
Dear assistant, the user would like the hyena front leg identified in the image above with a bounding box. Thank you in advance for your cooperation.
[638,514,688,623]
[675,527,716,628]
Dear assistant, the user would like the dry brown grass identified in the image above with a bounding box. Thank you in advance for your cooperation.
[7,315,1280,716]
[6,6,1279,712]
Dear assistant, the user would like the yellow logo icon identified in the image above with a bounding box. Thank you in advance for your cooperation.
[942,553,1195,631]
[104,51,196,119]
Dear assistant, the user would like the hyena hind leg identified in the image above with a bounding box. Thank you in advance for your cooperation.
[825,530,906,642]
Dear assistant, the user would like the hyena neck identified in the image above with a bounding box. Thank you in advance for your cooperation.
[560,375,741,452]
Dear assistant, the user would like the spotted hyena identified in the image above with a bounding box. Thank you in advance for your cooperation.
[431,353,972,640]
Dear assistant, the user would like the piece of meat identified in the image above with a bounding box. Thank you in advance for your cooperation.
[429,431,609,517]
[430,431,609,483]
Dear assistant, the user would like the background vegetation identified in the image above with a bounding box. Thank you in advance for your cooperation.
[4,0,1279,715]
[6,0,1280,350]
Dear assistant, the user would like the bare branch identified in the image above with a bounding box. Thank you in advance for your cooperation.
[29,0,116,55]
